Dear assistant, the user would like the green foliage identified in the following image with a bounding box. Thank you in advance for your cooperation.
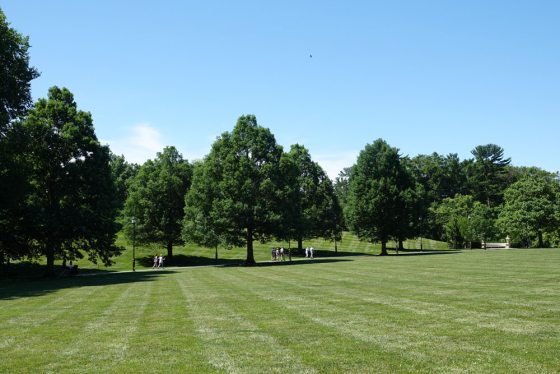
[334,166,353,229]
[346,139,413,254]
[408,153,470,239]
[0,8,39,131]
[0,124,34,264]
[468,201,497,243]
[433,194,498,248]
[410,153,468,201]
[109,152,138,211]
[20,87,122,275]
[184,115,284,264]
[497,176,560,247]
[182,160,222,252]
[468,144,511,207]
[123,146,192,257]
[432,194,473,249]
[280,144,343,250]
[0,9,39,264]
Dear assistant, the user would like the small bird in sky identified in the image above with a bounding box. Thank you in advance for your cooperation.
[310,54,312,58]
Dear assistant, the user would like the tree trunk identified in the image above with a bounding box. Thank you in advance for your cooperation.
[380,241,388,256]
[167,240,173,258]
[246,226,255,265]
[298,237,303,255]
[537,231,544,248]
[45,245,56,278]
[215,245,218,264]
[334,238,338,254]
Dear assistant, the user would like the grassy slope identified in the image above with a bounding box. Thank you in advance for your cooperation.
[1,248,559,373]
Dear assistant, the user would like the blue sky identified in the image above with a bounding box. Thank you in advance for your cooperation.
[3,1,559,178]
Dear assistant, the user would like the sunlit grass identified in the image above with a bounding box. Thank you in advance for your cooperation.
[1,248,559,373]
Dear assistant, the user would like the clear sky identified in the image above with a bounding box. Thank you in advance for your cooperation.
[3,1,559,178]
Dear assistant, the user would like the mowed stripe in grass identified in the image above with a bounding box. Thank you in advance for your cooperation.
[234,261,550,372]
[179,272,318,373]
[0,249,559,373]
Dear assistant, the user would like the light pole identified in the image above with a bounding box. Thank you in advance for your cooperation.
[131,217,136,272]
[419,216,423,251]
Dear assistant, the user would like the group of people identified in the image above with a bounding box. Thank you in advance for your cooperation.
[305,247,315,259]
[270,246,315,261]
[152,255,165,269]
[271,247,286,261]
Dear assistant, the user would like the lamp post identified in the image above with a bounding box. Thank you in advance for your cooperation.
[419,216,423,251]
[131,217,136,272]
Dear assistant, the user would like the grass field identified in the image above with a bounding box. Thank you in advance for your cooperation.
[1,247,559,373]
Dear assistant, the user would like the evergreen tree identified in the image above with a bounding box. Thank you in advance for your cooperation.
[468,144,511,207]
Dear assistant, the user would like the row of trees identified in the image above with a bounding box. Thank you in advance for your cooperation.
[2,7,559,275]
[337,141,560,251]
[116,123,560,266]
[120,115,342,264]
[1,9,343,272]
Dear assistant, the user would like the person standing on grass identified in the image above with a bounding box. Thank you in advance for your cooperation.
[153,255,158,269]
[310,247,314,259]
[158,256,164,268]
[305,247,309,258]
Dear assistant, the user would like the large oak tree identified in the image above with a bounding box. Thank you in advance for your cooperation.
[22,87,121,275]
[184,115,284,265]
[346,139,413,255]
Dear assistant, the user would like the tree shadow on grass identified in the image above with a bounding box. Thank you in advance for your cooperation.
[137,254,245,268]
[0,266,175,301]
[289,249,376,258]
[247,258,353,267]
[138,254,353,268]
[381,249,462,256]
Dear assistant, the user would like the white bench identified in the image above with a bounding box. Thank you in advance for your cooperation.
[481,241,510,249]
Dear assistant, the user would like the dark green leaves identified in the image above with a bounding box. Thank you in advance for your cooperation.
[123,146,192,257]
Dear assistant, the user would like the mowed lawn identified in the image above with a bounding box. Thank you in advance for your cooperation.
[1,249,559,373]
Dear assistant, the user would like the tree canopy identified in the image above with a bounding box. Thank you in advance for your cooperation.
[497,176,560,248]
[21,87,121,275]
[469,144,511,207]
[123,146,192,257]
[0,9,39,132]
[184,115,284,264]
[346,139,412,255]
[280,144,342,252]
